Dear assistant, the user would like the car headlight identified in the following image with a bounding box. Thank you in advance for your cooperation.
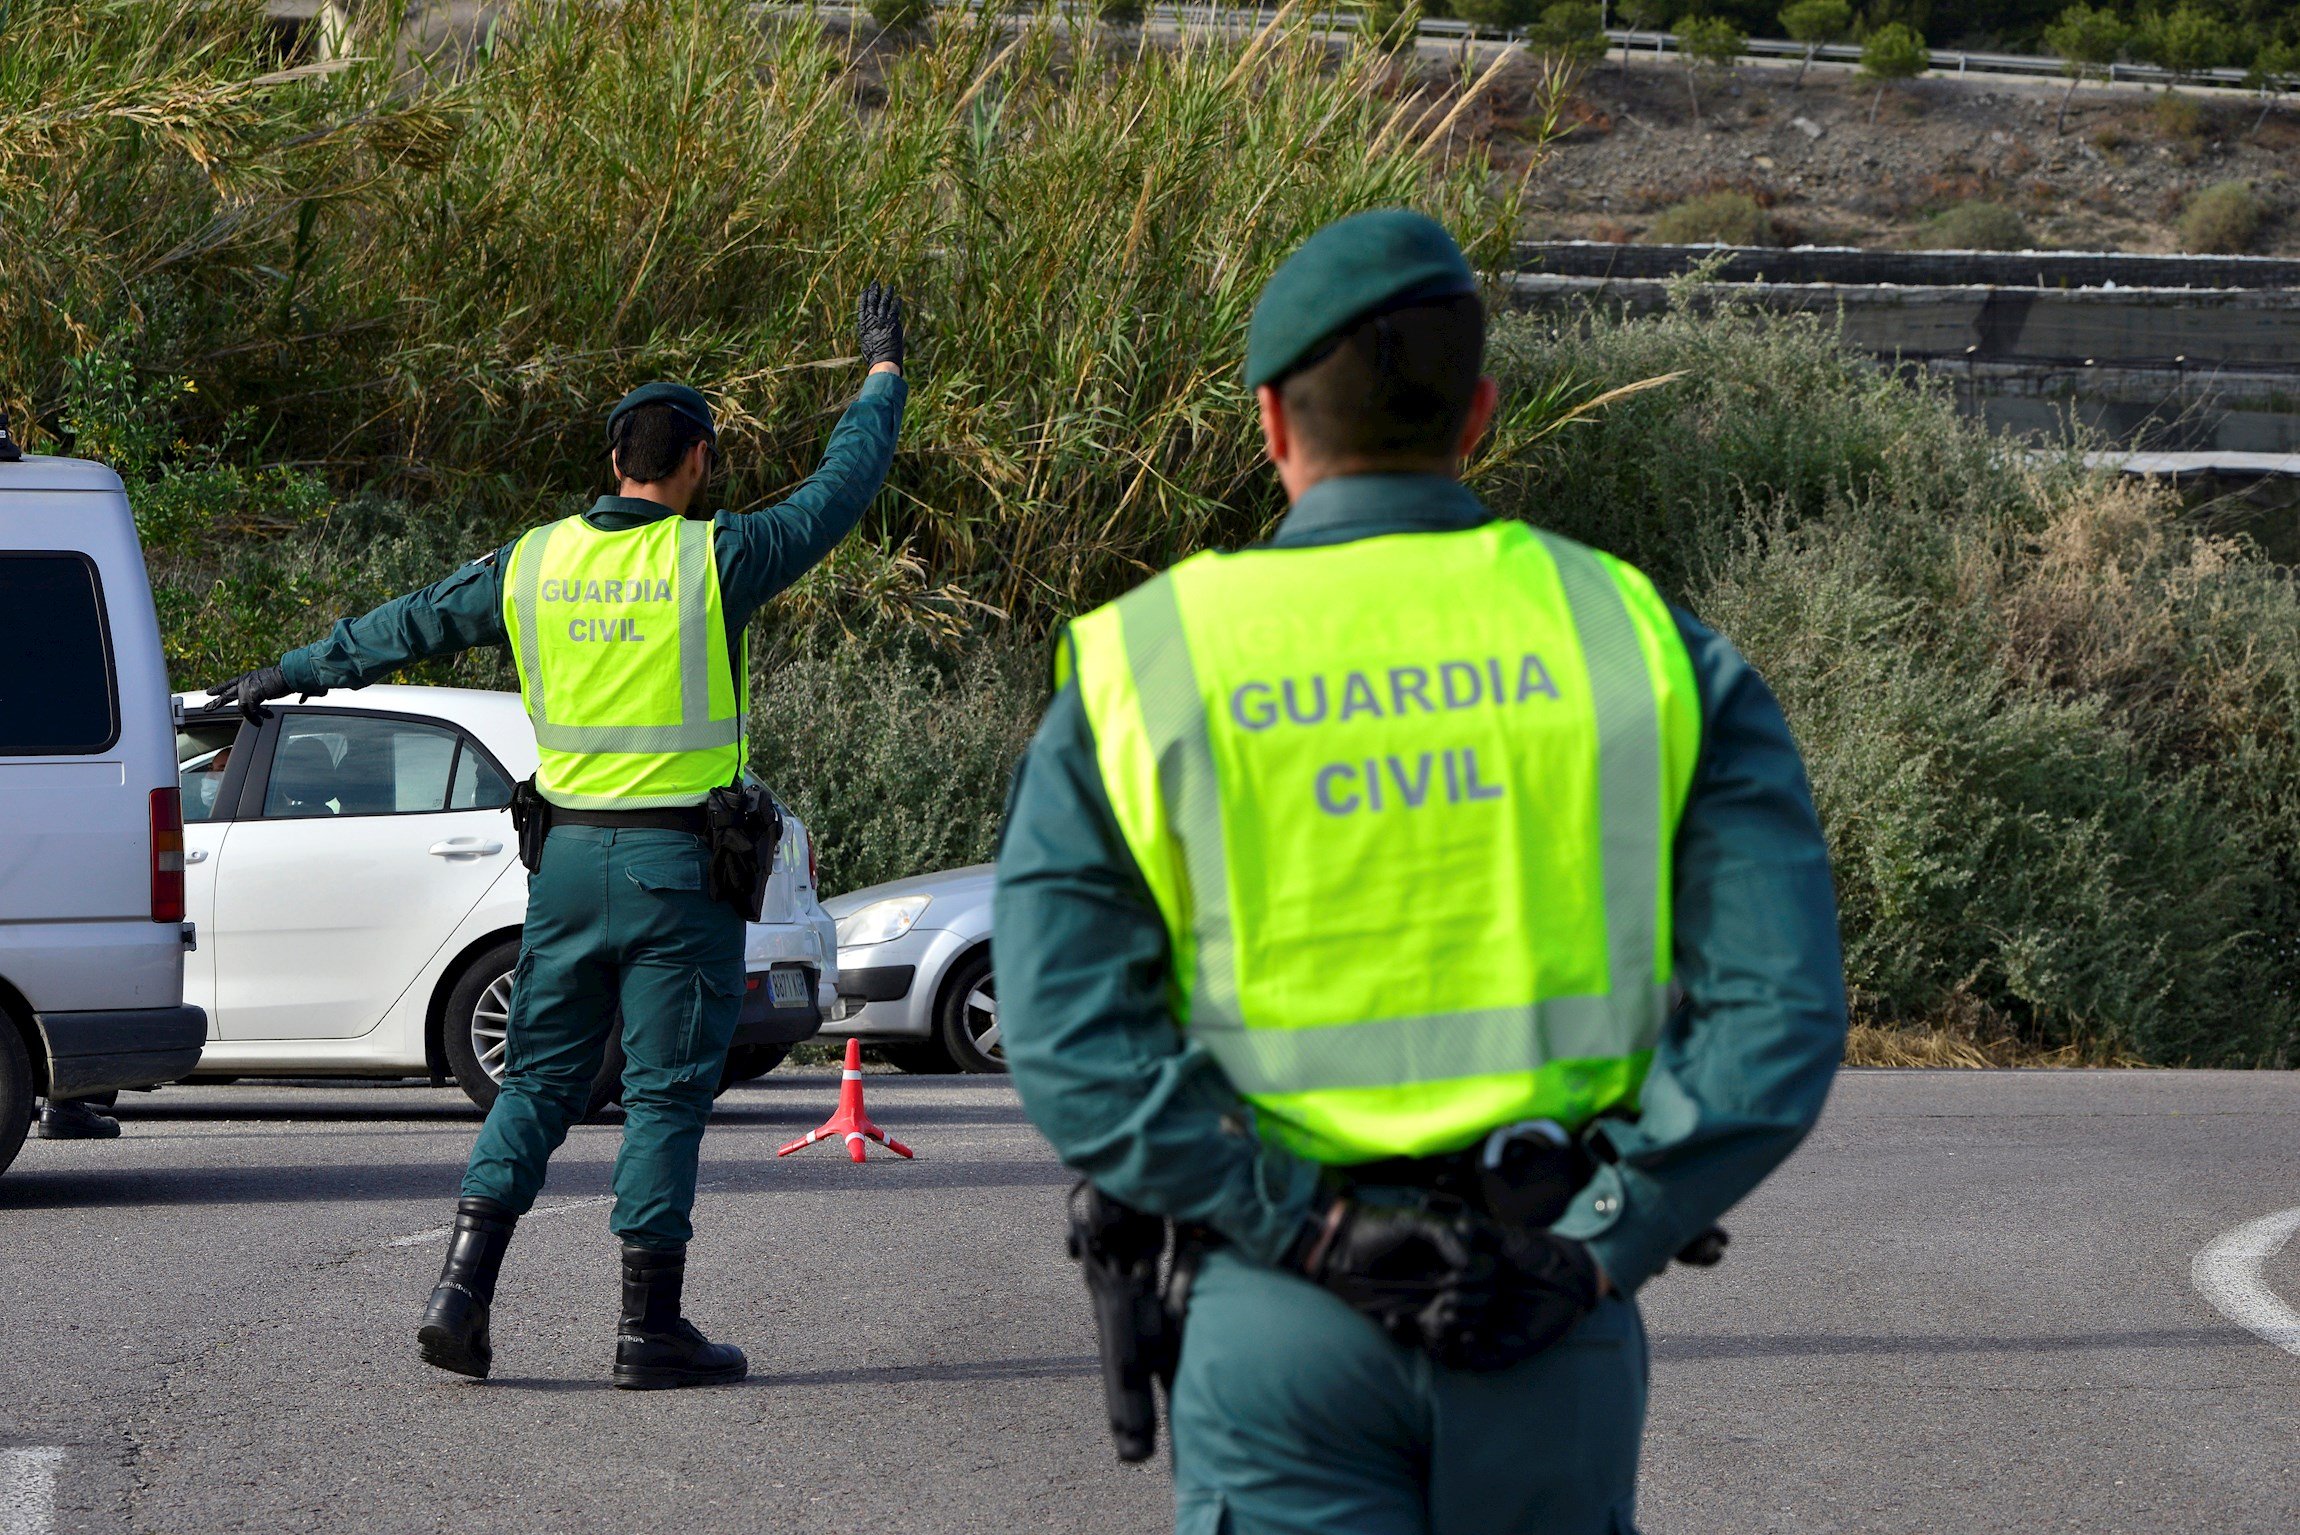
[836,895,929,948]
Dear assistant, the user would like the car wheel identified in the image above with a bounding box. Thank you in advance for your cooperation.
[873,1040,958,1074]
[0,1021,32,1178]
[933,950,1004,1075]
[441,939,621,1118]
[715,1043,789,1095]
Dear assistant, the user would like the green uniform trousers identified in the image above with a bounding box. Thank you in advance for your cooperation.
[459,825,743,1249]
[1170,1250,1648,1535]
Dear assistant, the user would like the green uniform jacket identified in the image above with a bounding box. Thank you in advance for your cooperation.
[993,473,1848,1293]
[279,373,907,690]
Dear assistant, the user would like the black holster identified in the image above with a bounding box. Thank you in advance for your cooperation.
[1066,1181,1185,1464]
[703,780,782,920]
[509,776,552,872]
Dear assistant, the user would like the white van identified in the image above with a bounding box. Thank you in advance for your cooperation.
[0,448,205,1176]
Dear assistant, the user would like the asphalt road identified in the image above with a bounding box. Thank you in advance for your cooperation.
[1,1068,2294,1534]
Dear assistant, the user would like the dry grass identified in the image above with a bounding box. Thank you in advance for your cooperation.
[1843,1023,2147,1069]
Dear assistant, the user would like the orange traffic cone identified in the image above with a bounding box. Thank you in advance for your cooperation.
[777,1038,914,1163]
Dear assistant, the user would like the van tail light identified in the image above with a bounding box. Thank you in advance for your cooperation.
[150,787,185,923]
[806,830,818,890]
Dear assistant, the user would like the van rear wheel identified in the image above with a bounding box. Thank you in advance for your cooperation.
[0,1021,32,1178]
[441,939,621,1119]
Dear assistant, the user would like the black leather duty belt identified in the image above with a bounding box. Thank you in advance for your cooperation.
[551,806,711,835]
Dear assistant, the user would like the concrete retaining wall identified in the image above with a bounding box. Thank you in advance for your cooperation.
[1507,274,2300,370]
[1517,244,2300,293]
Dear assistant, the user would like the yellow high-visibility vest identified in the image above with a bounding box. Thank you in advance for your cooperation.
[1062,519,1701,1164]
[501,514,746,809]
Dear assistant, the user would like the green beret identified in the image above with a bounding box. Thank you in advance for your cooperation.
[1244,210,1479,390]
[606,381,717,447]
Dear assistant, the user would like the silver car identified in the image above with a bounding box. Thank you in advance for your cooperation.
[820,865,999,1073]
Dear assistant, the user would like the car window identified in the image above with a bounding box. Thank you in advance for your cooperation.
[0,554,117,755]
[178,721,243,823]
[448,741,513,810]
[261,715,462,819]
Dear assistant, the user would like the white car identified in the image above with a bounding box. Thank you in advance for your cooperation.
[171,684,836,1111]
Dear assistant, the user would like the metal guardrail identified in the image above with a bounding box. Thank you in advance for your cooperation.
[256,2,2271,91]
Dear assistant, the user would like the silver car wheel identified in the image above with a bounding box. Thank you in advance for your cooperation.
[472,971,514,1085]
[963,979,1001,1062]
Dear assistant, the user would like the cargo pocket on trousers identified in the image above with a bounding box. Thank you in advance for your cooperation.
[674,969,736,1086]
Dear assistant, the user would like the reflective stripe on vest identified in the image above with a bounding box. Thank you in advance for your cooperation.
[501,514,746,809]
[1063,520,1701,1164]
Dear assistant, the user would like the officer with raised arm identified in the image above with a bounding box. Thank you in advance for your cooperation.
[209,287,907,1389]
[995,213,1846,1530]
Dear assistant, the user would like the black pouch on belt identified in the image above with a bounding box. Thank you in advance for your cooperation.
[508,776,552,872]
[702,779,782,920]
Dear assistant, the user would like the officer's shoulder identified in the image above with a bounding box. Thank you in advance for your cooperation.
[465,549,500,569]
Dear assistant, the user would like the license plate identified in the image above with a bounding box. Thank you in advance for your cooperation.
[767,969,808,1007]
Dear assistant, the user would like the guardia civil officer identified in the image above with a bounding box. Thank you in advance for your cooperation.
[208,286,907,1389]
[994,213,1847,1531]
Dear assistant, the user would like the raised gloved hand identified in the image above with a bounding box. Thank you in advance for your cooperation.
[857,282,904,371]
[207,665,299,723]
[1292,1193,1601,1372]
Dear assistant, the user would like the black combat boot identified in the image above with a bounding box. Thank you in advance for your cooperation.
[613,1243,748,1390]
[37,1099,121,1140]
[417,1197,517,1380]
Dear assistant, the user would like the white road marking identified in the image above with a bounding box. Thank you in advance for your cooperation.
[386,1181,729,1248]
[2191,1206,2300,1356]
[0,1448,66,1535]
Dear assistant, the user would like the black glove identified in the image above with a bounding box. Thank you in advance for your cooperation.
[207,665,298,723]
[1476,1227,1603,1369]
[1294,1194,1601,1373]
[857,281,904,370]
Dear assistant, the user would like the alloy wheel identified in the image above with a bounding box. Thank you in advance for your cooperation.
[471,971,514,1085]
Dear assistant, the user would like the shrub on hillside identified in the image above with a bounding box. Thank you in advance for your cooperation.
[1528,0,1606,57]
[1483,298,2300,1066]
[2179,180,2262,252]
[1910,201,2033,250]
[1358,0,1423,48]
[746,628,1042,898]
[1455,0,1535,34]
[2150,88,2207,144]
[1645,190,1775,245]
[867,0,933,31]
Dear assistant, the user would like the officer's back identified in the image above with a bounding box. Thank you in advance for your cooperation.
[996,211,1846,1535]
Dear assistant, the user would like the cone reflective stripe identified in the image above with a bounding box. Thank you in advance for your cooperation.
[777,1039,914,1162]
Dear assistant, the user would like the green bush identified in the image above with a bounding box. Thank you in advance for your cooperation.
[1485,297,2300,1065]
[2179,179,2262,253]
[1644,190,1776,245]
[1910,201,2034,250]
[1454,0,1536,33]
[1095,0,1145,24]
[868,0,934,32]
[2150,88,2207,142]
[1675,14,1745,67]
[1359,0,1423,48]
[1528,0,1606,57]
[747,628,1043,897]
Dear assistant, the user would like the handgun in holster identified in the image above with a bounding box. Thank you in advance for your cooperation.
[509,776,552,871]
[1066,1180,1181,1464]
[703,778,783,920]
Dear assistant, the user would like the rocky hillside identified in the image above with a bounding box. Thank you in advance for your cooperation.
[1515,54,2299,256]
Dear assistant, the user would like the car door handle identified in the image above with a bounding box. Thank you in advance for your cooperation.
[185,848,210,864]
[429,838,504,858]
